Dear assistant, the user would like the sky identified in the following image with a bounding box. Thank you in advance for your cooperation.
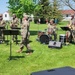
[0,0,9,13]
[0,0,71,14]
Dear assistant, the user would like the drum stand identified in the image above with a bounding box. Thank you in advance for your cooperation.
[5,25,9,45]
[60,26,71,45]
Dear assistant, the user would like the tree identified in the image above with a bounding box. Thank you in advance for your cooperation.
[20,0,35,14]
[34,0,52,23]
[51,0,62,22]
[34,0,62,23]
[8,0,36,19]
[8,0,22,19]
[61,0,75,11]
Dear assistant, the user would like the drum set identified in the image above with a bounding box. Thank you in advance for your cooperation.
[37,31,50,44]
[37,26,74,45]
[37,30,66,45]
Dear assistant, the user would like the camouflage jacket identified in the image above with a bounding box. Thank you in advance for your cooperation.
[10,18,19,28]
[0,20,6,27]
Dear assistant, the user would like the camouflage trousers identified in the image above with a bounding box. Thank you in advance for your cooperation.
[66,30,75,43]
[72,30,75,42]
[20,37,31,50]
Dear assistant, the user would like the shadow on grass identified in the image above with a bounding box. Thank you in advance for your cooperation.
[8,56,25,60]
[22,50,34,53]
[30,31,38,35]
[29,40,33,43]
[70,41,75,44]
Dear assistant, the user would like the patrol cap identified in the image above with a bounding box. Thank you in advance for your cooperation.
[50,19,54,21]
[50,19,54,23]
[23,13,29,19]
[12,14,16,17]
[13,14,16,15]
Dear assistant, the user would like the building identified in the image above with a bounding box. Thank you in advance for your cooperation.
[61,10,75,21]
[3,11,11,21]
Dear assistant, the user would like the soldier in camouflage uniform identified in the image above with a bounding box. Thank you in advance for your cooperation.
[10,14,19,41]
[47,19,57,41]
[0,14,6,27]
[10,14,19,28]
[17,13,31,53]
[0,14,6,41]
[66,14,75,43]
[70,14,75,43]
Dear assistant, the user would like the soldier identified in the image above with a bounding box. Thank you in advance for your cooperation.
[17,13,32,54]
[10,14,19,42]
[10,14,19,28]
[47,19,57,41]
[0,14,6,27]
[0,14,6,42]
[66,14,75,43]
[70,14,75,42]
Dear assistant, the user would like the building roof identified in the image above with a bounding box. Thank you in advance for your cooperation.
[61,10,75,15]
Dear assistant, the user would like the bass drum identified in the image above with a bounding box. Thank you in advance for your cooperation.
[40,34,49,44]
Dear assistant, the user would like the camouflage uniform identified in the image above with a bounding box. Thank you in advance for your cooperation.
[0,14,6,27]
[17,14,31,53]
[10,14,19,41]
[66,14,75,43]
[0,14,6,41]
[47,19,57,41]
[71,17,75,42]
[10,14,19,28]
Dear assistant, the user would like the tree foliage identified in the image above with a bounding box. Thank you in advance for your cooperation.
[20,0,35,14]
[34,0,52,23]
[51,0,62,21]
[8,0,22,18]
[34,0,62,23]
[8,0,35,19]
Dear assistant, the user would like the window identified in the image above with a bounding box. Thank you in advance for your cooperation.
[5,14,7,17]
[66,14,69,17]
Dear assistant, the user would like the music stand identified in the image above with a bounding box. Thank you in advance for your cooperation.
[0,26,5,29]
[61,26,70,31]
[2,29,20,60]
[12,27,21,30]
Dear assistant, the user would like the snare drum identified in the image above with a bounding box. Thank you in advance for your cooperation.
[38,31,45,38]
[59,34,66,44]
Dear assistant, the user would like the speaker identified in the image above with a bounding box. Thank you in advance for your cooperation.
[48,41,62,49]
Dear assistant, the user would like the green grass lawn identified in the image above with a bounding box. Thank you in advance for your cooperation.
[0,21,75,75]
